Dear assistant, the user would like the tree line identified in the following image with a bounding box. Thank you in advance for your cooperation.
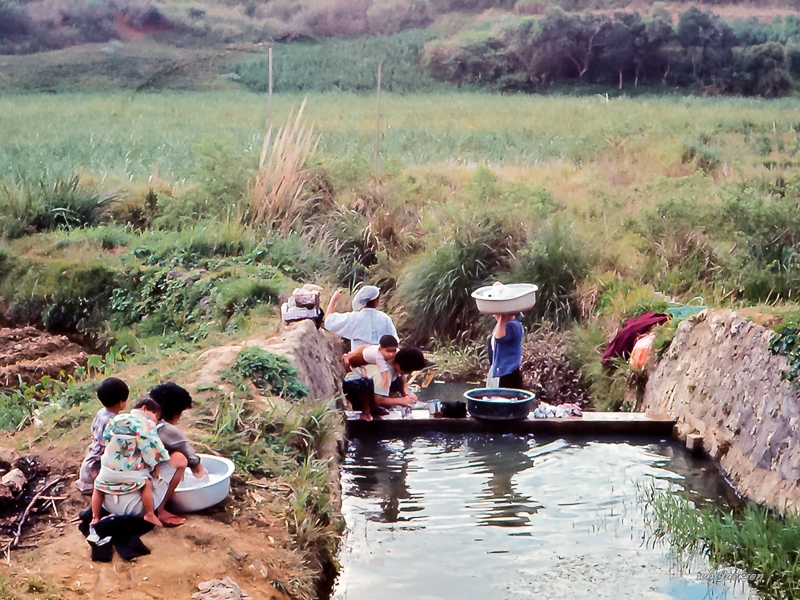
[423,7,800,96]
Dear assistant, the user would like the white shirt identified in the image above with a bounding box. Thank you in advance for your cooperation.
[324,308,398,351]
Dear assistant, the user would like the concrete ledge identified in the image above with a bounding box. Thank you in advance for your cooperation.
[345,409,676,438]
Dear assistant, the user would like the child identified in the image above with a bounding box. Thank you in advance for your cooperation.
[92,397,170,527]
[344,335,399,391]
[76,377,130,495]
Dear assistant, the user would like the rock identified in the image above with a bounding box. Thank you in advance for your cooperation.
[192,577,252,600]
[1,468,27,493]
[643,310,800,512]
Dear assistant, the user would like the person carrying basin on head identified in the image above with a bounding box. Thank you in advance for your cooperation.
[486,285,525,390]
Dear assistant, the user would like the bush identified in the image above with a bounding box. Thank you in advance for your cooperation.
[508,220,590,326]
[397,218,519,344]
[0,174,114,240]
[0,259,117,335]
[231,347,308,400]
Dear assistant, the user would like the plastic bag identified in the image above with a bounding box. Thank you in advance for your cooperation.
[629,332,655,370]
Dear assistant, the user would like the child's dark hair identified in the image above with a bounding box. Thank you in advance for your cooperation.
[379,335,398,349]
[394,347,427,373]
[149,382,193,421]
[97,377,129,408]
[134,397,161,414]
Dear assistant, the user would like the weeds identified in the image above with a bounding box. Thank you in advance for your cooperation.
[248,98,321,234]
[230,347,309,400]
[641,482,800,599]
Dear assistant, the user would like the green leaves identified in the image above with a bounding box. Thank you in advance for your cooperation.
[231,347,309,401]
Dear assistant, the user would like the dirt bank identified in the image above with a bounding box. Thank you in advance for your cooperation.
[0,318,346,599]
[0,327,88,387]
[642,310,800,512]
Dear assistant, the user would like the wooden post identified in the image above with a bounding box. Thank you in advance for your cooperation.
[375,64,382,172]
[268,47,273,132]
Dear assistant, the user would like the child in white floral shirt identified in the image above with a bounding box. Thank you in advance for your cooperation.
[92,397,170,527]
[76,378,129,494]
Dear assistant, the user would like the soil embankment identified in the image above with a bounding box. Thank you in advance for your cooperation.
[642,310,800,511]
[0,327,88,386]
[0,319,346,599]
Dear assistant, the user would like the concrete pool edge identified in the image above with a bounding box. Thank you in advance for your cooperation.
[345,409,677,437]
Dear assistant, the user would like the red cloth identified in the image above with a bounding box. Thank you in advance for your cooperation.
[601,311,668,367]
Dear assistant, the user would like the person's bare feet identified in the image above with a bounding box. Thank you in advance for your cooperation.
[359,412,373,421]
[157,509,186,527]
[143,512,163,527]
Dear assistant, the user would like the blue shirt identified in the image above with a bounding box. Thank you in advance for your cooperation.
[487,319,524,377]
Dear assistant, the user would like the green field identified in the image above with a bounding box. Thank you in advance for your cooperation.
[2,91,797,182]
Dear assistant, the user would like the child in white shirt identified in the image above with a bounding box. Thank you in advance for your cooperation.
[343,334,398,390]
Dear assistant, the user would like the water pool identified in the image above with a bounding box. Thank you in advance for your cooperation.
[333,432,756,600]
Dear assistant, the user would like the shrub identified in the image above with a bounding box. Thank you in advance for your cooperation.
[508,220,590,326]
[0,259,117,335]
[0,174,114,239]
[231,347,308,400]
[397,218,518,344]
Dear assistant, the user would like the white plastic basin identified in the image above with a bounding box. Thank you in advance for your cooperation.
[472,283,538,314]
[169,454,235,513]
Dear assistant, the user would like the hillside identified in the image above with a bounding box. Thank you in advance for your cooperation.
[2,0,800,95]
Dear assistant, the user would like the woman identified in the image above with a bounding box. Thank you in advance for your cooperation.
[486,313,524,389]
[325,285,400,420]
[324,285,397,351]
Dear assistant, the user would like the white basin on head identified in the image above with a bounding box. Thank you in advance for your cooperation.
[169,454,235,513]
[472,283,538,314]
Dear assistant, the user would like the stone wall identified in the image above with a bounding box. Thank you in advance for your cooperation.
[642,310,800,511]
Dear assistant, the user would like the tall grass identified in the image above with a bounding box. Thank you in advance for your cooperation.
[641,483,800,599]
[248,98,321,233]
[2,93,798,184]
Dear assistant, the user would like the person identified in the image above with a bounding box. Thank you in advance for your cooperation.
[325,285,398,351]
[486,313,525,389]
[149,383,208,489]
[356,346,427,421]
[344,334,399,391]
[76,377,130,494]
[92,398,170,527]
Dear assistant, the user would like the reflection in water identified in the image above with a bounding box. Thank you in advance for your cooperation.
[466,434,540,528]
[335,433,755,600]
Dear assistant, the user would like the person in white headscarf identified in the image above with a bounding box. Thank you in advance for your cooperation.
[324,285,398,351]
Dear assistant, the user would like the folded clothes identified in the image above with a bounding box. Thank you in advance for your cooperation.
[533,402,582,419]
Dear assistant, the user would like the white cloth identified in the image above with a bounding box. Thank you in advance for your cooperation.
[351,285,381,311]
[324,308,398,351]
[364,363,398,397]
[102,463,177,517]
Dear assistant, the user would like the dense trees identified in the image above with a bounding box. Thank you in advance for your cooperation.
[423,6,796,96]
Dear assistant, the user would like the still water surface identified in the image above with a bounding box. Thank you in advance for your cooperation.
[333,432,757,600]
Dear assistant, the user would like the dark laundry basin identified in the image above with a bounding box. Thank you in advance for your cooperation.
[463,388,536,421]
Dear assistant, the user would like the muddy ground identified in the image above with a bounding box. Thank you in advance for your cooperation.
[0,442,318,600]
[0,327,88,387]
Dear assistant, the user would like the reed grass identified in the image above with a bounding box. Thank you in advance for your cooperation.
[248,98,321,233]
[641,482,800,599]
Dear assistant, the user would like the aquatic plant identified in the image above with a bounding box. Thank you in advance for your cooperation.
[641,482,800,599]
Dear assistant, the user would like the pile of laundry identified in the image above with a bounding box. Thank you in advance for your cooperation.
[532,402,582,418]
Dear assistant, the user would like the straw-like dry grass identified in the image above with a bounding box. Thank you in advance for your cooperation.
[247,97,320,233]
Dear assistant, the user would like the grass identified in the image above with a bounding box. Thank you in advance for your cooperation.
[641,482,800,599]
[1,92,799,183]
